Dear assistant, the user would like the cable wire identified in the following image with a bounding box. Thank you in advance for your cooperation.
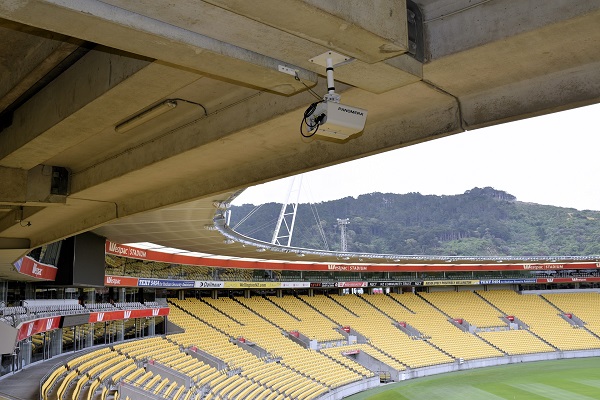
[295,72,323,101]
[300,101,324,138]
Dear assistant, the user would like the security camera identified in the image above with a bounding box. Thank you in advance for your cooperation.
[300,52,368,141]
[306,100,368,140]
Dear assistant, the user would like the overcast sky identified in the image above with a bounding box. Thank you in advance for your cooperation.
[233,103,600,211]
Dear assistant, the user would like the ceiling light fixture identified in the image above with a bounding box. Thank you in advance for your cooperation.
[115,100,177,134]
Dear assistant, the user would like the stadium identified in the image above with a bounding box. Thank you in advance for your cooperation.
[1,1,600,400]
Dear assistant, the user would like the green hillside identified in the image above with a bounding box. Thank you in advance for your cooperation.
[229,187,600,256]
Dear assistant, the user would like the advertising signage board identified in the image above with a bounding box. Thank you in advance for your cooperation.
[107,241,599,273]
[14,256,57,280]
[137,279,195,288]
[480,279,537,285]
[423,280,480,286]
[16,317,61,341]
[88,307,169,323]
[368,281,423,287]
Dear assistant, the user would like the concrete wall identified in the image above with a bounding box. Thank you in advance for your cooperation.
[316,376,380,400]
[317,349,600,399]
[348,352,400,381]
[146,361,191,389]
[402,349,600,380]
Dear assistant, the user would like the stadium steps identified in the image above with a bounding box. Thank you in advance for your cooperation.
[197,297,246,326]
[228,296,283,330]
[581,326,600,341]
[540,294,600,341]
[318,349,371,377]
[522,327,560,351]
[541,294,600,342]
[167,300,231,336]
[475,293,561,351]
[363,342,410,369]
[384,293,417,314]
[262,295,302,322]
[62,375,81,400]
[355,295,397,322]
[293,294,339,325]
[415,293,453,319]
[473,334,509,356]
[165,319,186,334]
[538,294,565,312]
[324,294,361,318]
[474,291,509,315]
[423,340,455,360]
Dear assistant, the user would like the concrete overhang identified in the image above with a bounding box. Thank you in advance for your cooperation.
[0,0,599,275]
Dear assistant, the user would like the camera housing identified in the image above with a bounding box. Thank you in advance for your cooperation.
[308,101,368,140]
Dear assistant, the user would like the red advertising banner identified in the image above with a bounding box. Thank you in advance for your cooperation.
[536,277,600,284]
[106,241,600,273]
[15,256,57,280]
[88,307,169,323]
[337,281,368,288]
[104,275,139,287]
[16,316,61,341]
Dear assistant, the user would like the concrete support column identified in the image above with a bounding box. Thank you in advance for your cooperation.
[244,290,251,299]
[86,324,94,348]
[211,290,218,300]
[308,289,313,297]
[276,289,282,298]
[49,329,62,358]
[20,340,31,368]
[148,318,155,336]
[116,320,124,342]
[178,290,185,301]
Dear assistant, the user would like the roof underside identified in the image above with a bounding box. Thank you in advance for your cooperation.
[0,0,599,280]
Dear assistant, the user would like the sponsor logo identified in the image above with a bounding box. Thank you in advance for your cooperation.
[106,276,121,285]
[369,281,421,287]
[480,279,537,285]
[572,278,587,282]
[195,281,223,288]
[32,263,43,276]
[138,279,194,288]
[424,280,480,286]
[108,242,147,258]
[26,323,34,336]
[546,279,554,283]
[523,264,564,270]
[337,106,364,116]
[97,312,105,322]
[280,282,310,288]
[123,311,132,319]
[327,264,367,271]
[45,318,54,330]
[152,309,159,317]
[310,282,322,288]
[337,281,368,288]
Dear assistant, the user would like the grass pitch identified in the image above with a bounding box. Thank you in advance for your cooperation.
[344,358,600,400]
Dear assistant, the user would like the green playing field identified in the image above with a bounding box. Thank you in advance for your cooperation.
[344,357,600,400]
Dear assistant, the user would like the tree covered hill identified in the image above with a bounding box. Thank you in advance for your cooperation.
[229,187,600,257]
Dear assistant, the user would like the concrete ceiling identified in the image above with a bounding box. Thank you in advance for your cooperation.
[0,0,599,280]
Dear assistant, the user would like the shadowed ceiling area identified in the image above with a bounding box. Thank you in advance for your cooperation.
[0,1,599,280]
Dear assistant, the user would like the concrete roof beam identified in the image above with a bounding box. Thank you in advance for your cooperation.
[0,0,317,95]
[200,0,409,63]
[0,48,153,169]
[100,0,421,94]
